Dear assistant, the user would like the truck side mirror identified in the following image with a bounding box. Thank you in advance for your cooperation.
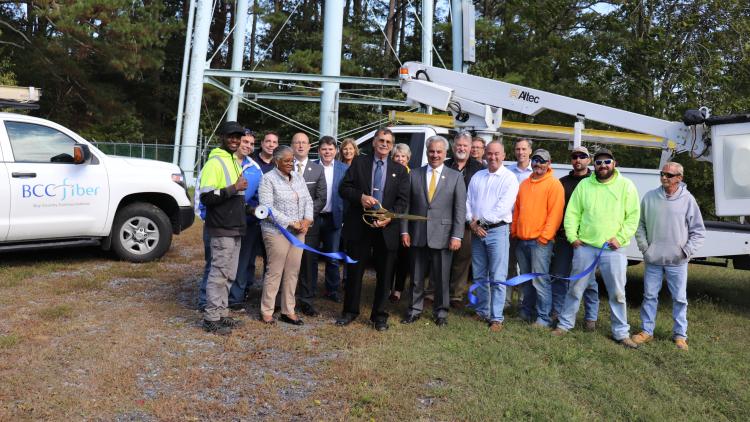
[73,144,91,164]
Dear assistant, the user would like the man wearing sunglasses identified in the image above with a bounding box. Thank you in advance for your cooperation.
[632,162,705,350]
[553,148,641,349]
[511,149,564,327]
[549,147,600,329]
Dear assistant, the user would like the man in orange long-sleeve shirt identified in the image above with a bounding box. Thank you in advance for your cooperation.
[511,149,565,327]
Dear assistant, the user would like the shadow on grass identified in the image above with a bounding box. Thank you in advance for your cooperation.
[0,246,107,265]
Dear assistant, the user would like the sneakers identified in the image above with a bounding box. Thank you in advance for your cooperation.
[631,331,653,345]
[617,337,639,349]
[202,319,231,335]
[674,338,689,351]
[584,320,597,332]
[219,317,244,328]
[489,321,504,332]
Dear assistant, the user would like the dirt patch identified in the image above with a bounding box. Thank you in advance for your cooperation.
[0,224,350,420]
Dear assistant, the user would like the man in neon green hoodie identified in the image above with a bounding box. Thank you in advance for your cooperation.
[198,121,248,335]
[552,148,640,349]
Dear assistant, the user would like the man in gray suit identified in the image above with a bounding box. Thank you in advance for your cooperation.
[400,135,466,326]
[292,132,327,317]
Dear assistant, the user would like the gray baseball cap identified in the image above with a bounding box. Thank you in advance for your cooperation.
[531,148,551,162]
[570,146,590,157]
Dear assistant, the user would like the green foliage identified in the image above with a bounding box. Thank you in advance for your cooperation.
[0,0,179,139]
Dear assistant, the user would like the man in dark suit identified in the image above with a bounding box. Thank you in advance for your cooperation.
[336,128,410,331]
[400,135,466,326]
[313,136,349,302]
[292,132,327,317]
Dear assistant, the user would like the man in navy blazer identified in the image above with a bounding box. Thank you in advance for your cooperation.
[337,128,410,331]
[311,136,349,302]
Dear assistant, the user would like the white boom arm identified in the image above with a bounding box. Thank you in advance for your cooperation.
[399,62,709,161]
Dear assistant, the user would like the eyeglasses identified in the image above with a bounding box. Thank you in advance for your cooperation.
[571,154,589,160]
[531,158,548,164]
[594,159,613,166]
[660,171,681,178]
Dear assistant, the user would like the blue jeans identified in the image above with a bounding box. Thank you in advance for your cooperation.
[516,239,554,326]
[558,244,630,340]
[471,224,509,322]
[198,224,210,309]
[640,263,688,339]
[550,238,599,321]
[229,220,262,306]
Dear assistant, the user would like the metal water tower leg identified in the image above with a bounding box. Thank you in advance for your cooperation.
[227,0,249,121]
[451,0,462,73]
[422,0,433,114]
[173,0,196,165]
[180,0,214,185]
[319,0,344,138]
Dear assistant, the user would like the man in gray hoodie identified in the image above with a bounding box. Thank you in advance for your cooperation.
[632,162,705,350]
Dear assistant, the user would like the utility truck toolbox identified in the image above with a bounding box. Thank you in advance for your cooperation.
[0,113,194,262]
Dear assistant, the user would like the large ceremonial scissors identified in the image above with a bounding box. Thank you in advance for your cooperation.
[362,203,428,228]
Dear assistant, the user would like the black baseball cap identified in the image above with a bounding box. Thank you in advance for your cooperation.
[220,121,245,136]
[593,148,615,160]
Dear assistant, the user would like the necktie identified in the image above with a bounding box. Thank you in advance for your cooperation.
[297,162,304,175]
[373,160,384,202]
[428,168,437,202]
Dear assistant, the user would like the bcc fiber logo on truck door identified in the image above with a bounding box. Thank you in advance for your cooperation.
[21,177,101,208]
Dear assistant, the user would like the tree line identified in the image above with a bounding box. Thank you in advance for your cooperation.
[1,1,748,217]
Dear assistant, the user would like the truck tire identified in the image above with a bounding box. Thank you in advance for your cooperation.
[111,202,172,262]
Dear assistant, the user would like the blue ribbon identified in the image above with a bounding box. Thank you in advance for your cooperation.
[468,242,610,306]
[266,209,358,264]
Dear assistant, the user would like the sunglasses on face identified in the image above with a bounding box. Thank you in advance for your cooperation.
[571,154,588,160]
[594,159,613,166]
[531,157,548,164]
[660,171,681,178]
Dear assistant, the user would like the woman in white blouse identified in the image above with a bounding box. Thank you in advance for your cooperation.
[258,146,313,325]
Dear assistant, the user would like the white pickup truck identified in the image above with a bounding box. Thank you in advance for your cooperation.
[0,113,194,262]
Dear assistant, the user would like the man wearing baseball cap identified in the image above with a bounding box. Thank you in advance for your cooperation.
[198,121,249,335]
[549,146,600,329]
[553,148,641,348]
[511,149,564,327]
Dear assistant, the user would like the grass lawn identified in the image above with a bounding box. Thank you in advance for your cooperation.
[333,261,750,420]
[1,222,748,420]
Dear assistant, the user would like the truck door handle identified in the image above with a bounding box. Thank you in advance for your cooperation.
[11,172,37,178]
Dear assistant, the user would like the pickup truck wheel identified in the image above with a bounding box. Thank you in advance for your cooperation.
[111,203,172,262]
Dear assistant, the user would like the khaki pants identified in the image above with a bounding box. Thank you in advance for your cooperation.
[260,230,304,317]
[205,236,241,321]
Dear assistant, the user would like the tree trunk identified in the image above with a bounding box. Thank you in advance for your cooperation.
[385,0,397,49]
[398,0,406,55]
[210,0,229,67]
[353,0,361,24]
[271,0,283,62]
[248,0,259,67]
